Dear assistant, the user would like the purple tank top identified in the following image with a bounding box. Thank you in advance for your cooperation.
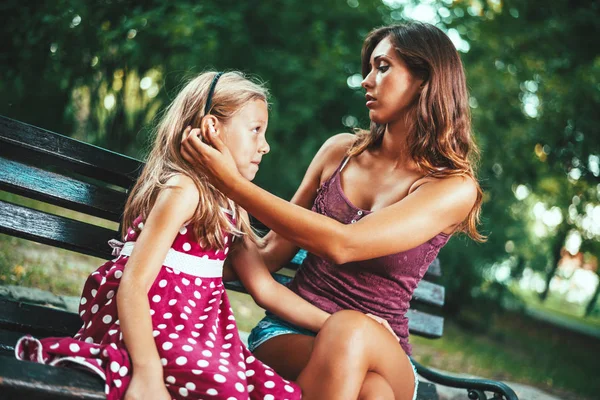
[288,157,451,355]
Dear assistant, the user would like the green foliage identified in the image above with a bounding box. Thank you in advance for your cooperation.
[1,0,599,315]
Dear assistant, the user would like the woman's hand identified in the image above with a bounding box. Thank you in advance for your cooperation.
[180,125,242,195]
[365,313,399,341]
[124,368,171,400]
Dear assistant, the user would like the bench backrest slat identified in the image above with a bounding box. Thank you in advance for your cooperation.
[0,158,128,222]
[0,200,118,259]
[0,116,142,188]
[405,309,444,339]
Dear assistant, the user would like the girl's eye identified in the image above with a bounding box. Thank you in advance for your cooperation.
[252,126,261,134]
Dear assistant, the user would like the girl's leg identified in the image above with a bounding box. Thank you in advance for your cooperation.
[253,332,395,400]
[296,310,415,400]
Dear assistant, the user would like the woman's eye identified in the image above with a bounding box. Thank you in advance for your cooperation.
[377,65,389,72]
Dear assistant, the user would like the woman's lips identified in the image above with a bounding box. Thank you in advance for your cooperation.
[366,94,376,107]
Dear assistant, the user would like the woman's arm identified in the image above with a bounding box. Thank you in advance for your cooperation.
[181,130,477,265]
[116,175,199,379]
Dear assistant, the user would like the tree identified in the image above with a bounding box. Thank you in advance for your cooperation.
[2,0,599,314]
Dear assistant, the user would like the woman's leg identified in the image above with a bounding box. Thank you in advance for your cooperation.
[253,332,395,400]
[296,310,416,400]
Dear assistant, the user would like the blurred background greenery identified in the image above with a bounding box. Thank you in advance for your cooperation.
[1,0,599,398]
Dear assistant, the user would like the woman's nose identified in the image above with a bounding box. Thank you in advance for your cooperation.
[361,72,373,89]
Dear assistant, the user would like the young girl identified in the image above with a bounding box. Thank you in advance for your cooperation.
[16,71,332,400]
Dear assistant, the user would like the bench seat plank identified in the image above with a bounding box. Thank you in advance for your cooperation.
[0,356,105,400]
[0,299,83,338]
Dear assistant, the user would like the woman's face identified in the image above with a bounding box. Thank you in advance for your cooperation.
[222,99,270,181]
[362,36,424,125]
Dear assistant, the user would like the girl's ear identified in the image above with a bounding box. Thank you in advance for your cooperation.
[201,115,221,139]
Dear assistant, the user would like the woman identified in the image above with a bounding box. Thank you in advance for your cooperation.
[182,22,484,400]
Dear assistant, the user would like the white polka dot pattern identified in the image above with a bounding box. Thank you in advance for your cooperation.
[13,216,301,400]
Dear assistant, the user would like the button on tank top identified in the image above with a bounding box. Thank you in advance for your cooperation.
[287,157,451,355]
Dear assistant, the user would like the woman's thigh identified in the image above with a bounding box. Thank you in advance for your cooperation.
[297,310,416,400]
[252,333,315,381]
[253,333,397,400]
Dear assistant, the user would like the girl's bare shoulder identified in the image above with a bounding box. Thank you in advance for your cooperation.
[159,174,200,211]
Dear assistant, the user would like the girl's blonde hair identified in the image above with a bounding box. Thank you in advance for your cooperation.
[122,71,268,249]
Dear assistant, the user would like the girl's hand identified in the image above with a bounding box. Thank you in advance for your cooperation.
[124,369,171,400]
[180,125,242,195]
[365,313,399,341]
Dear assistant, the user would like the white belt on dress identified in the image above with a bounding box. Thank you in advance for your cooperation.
[118,242,223,278]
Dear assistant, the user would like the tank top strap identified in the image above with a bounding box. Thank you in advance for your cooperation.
[321,155,351,186]
[339,156,351,172]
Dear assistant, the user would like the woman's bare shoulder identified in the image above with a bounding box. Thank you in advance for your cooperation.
[412,174,478,211]
[316,133,356,167]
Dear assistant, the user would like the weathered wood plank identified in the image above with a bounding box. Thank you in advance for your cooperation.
[0,328,23,355]
[0,116,142,188]
[411,280,445,307]
[406,309,444,338]
[0,356,105,400]
[0,299,82,338]
[0,158,127,222]
[0,200,117,259]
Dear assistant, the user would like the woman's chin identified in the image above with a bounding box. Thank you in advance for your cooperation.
[368,110,386,125]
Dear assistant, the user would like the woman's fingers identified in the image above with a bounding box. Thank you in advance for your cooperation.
[365,313,399,341]
[206,129,227,152]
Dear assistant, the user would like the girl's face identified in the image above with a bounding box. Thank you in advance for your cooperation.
[361,36,424,125]
[222,99,270,181]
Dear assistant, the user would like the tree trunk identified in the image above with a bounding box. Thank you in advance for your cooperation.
[539,224,569,302]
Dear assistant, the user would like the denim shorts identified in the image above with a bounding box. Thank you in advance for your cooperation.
[248,312,419,399]
[247,312,317,352]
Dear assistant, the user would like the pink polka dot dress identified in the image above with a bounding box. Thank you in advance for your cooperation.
[16,213,302,400]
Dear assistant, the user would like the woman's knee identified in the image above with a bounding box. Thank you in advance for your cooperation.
[315,310,374,353]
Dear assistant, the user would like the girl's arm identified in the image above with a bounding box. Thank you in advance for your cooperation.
[116,175,199,381]
[231,213,330,332]
[182,130,477,265]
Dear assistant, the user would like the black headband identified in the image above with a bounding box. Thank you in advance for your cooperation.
[204,72,223,116]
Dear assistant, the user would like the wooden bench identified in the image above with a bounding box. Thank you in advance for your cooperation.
[0,116,518,400]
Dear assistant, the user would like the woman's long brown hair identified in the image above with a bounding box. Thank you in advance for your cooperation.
[350,23,485,241]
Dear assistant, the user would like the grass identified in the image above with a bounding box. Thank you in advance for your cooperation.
[516,287,600,329]
[411,310,598,400]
